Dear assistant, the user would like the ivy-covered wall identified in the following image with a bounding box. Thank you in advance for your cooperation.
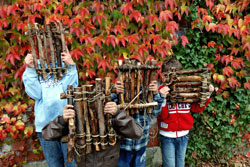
[0,0,249,166]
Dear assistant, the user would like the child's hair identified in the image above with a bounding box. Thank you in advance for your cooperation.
[161,56,182,72]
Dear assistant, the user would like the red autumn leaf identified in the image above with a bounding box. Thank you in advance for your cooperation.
[84,22,96,35]
[217,23,229,35]
[106,35,116,48]
[117,36,127,47]
[246,152,250,157]
[54,3,64,14]
[15,120,25,131]
[98,59,110,71]
[206,0,214,10]
[86,69,96,79]
[244,15,250,25]
[236,70,245,79]
[129,10,141,22]
[0,6,6,18]
[148,15,158,26]
[113,25,126,35]
[180,35,189,47]
[180,6,190,17]
[138,44,148,57]
[121,2,133,16]
[0,115,10,124]
[17,22,26,32]
[222,66,233,77]
[0,18,8,30]
[79,35,93,46]
[221,55,231,65]
[7,4,20,17]
[18,103,28,114]
[128,34,140,44]
[0,83,4,93]
[229,47,238,56]
[151,35,161,44]
[208,41,216,48]
[0,72,10,82]
[28,13,42,24]
[203,15,212,22]
[159,10,173,22]
[214,54,221,61]
[243,42,250,52]
[70,26,82,38]
[83,60,94,69]
[85,45,95,55]
[92,1,104,13]
[70,48,83,60]
[78,7,89,17]
[6,48,21,66]
[4,103,14,114]
[61,0,73,5]
[165,21,179,33]
[14,64,26,82]
[164,0,177,10]
[228,77,241,89]
[244,82,250,90]
[93,36,104,47]
[205,23,217,32]
[33,3,45,12]
[245,51,250,62]
[24,126,34,138]
[231,58,244,69]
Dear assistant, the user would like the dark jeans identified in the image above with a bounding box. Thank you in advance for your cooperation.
[37,132,76,167]
[160,134,189,167]
[117,146,146,167]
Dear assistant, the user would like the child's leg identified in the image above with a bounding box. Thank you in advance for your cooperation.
[131,146,146,167]
[160,135,176,167]
[117,149,134,167]
[175,134,189,167]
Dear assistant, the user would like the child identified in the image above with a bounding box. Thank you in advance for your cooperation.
[22,49,78,167]
[158,57,214,167]
[42,102,143,167]
[114,80,164,167]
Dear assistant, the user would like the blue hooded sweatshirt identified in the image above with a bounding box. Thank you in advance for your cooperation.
[22,63,78,132]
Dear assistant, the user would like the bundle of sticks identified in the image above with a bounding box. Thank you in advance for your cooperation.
[26,22,67,82]
[162,67,211,107]
[60,77,117,161]
[116,58,160,115]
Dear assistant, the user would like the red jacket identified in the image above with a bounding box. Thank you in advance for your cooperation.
[157,86,211,132]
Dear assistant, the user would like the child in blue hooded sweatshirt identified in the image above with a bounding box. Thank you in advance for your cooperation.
[22,49,78,167]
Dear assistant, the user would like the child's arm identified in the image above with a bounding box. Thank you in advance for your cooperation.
[42,105,74,140]
[61,49,78,90]
[191,84,214,113]
[22,54,42,100]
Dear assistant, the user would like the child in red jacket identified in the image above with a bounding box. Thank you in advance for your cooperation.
[158,57,214,167]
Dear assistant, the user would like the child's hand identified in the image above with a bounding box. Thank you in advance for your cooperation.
[148,80,158,94]
[62,105,75,122]
[209,84,214,92]
[104,102,117,115]
[114,81,124,93]
[24,53,34,68]
[159,86,170,98]
[61,47,75,65]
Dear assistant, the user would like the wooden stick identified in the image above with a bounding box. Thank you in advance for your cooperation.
[136,62,141,113]
[27,24,40,77]
[45,24,58,82]
[34,24,47,80]
[95,78,107,150]
[118,102,158,109]
[118,60,125,104]
[82,85,91,154]
[86,85,100,151]
[130,60,136,115]
[105,77,116,146]
[74,87,86,156]
[147,60,157,114]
